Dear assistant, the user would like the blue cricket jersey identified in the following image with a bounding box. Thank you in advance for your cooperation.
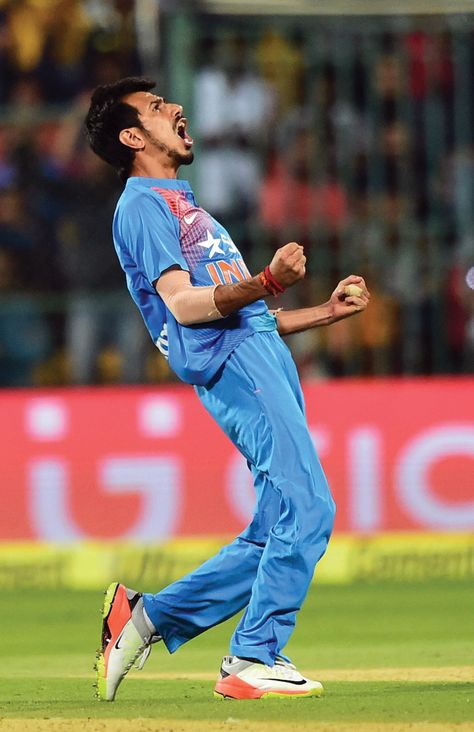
[113,177,276,385]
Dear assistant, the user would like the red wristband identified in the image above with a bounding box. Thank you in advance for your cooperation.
[263,266,285,295]
[259,269,284,297]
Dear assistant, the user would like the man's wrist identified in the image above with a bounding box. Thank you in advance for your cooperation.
[275,301,336,336]
[259,267,286,297]
[323,300,337,325]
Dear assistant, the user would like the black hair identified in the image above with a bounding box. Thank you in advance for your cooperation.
[85,77,156,183]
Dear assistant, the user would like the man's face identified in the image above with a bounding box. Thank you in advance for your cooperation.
[122,90,194,167]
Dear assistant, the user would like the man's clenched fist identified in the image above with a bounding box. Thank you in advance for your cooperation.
[269,242,306,288]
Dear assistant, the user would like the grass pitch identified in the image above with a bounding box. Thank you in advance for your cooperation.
[0,579,472,731]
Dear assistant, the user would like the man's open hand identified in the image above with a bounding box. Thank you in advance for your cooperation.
[269,243,306,288]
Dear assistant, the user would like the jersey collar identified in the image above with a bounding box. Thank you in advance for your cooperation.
[126,177,192,191]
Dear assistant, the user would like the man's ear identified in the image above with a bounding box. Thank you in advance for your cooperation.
[119,127,145,151]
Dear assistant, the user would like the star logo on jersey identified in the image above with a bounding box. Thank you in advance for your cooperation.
[197,229,225,258]
[221,232,239,254]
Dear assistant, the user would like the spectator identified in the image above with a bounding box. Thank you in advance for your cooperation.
[259,129,349,242]
[0,248,51,385]
[255,28,305,116]
[447,240,474,372]
[193,36,275,258]
[55,148,147,384]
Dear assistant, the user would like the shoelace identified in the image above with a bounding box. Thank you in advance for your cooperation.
[269,664,299,680]
[251,660,300,680]
[274,654,296,670]
[134,633,162,671]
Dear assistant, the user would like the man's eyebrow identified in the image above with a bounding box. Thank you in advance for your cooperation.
[147,96,164,109]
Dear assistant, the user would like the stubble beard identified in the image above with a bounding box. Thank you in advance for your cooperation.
[143,129,194,167]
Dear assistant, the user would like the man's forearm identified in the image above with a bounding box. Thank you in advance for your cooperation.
[275,303,335,336]
[214,276,269,317]
[156,242,307,324]
[156,268,271,325]
[215,241,306,316]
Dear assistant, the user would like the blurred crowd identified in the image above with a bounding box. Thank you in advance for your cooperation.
[0,0,473,386]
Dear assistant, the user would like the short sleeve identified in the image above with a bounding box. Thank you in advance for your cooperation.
[115,191,188,285]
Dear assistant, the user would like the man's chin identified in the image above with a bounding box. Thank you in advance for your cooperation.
[176,150,194,166]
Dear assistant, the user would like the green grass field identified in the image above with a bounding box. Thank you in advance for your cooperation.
[0,579,472,731]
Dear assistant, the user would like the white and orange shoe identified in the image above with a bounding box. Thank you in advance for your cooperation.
[213,655,324,700]
[94,582,160,701]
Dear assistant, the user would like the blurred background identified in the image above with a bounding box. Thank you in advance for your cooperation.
[0,0,473,386]
[0,0,473,588]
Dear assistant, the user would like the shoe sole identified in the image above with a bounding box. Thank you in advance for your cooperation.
[213,675,323,700]
[213,688,323,700]
[95,582,120,702]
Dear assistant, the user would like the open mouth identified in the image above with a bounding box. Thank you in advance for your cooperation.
[176,118,193,148]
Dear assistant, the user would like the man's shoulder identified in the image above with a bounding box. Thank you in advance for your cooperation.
[115,182,171,225]
[117,181,160,207]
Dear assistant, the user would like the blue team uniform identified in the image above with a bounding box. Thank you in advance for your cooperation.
[113,177,276,385]
[113,176,335,665]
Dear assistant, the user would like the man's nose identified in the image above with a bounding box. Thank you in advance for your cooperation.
[170,103,183,116]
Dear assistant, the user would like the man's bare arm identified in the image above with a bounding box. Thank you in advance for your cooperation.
[155,242,306,324]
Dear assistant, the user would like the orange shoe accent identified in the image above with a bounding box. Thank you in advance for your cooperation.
[103,584,132,672]
[214,674,265,699]
[214,673,319,700]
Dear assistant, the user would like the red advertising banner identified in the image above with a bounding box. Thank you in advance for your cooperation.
[1,378,473,541]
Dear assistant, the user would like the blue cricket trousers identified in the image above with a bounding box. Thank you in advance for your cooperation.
[143,330,335,666]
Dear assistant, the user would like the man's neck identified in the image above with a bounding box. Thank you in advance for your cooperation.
[130,160,179,179]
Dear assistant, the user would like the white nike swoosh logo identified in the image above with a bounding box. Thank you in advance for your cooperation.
[183,211,198,225]
[114,631,126,650]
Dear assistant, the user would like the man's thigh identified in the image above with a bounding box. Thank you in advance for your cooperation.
[196,331,313,474]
